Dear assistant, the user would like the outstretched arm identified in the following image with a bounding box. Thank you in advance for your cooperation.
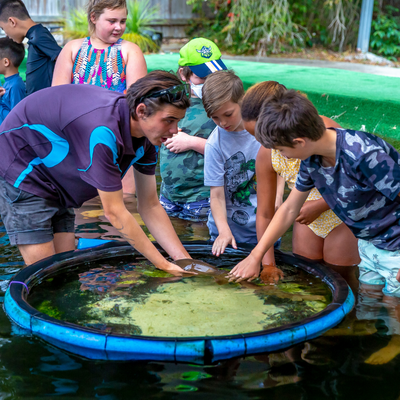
[210,186,237,256]
[134,169,191,261]
[98,174,191,276]
[229,188,310,282]
[255,147,283,284]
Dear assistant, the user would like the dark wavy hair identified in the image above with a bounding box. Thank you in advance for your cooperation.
[126,70,191,119]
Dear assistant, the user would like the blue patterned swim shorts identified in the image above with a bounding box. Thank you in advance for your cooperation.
[358,239,400,297]
[159,195,210,222]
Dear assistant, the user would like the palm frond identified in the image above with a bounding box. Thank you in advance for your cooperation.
[122,32,159,53]
[62,8,89,40]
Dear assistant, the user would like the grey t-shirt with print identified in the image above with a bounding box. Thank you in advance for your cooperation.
[204,126,261,244]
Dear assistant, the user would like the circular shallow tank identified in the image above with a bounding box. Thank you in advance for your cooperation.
[4,241,354,364]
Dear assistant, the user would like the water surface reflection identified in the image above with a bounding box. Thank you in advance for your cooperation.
[0,196,399,399]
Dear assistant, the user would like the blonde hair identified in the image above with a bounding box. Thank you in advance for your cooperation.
[87,0,127,34]
[202,70,244,118]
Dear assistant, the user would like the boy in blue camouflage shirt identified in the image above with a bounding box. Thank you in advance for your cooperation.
[159,38,227,222]
[229,90,400,297]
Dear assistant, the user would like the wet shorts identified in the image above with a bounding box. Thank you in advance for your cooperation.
[159,195,210,222]
[0,177,75,246]
[358,239,400,297]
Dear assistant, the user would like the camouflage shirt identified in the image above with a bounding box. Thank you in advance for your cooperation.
[296,128,400,251]
[160,98,216,203]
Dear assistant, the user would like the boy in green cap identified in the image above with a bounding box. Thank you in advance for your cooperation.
[159,38,227,222]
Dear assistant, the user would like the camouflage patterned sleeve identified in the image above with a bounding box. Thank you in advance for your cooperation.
[295,159,315,192]
[357,148,400,202]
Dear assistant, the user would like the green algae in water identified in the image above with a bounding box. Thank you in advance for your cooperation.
[37,300,63,320]
[28,254,332,338]
[181,371,212,381]
[175,385,198,392]
[87,277,285,336]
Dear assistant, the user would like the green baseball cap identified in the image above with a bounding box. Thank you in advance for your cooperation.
[178,37,227,78]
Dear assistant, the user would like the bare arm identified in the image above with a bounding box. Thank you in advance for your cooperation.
[98,173,191,275]
[275,174,285,210]
[229,188,310,282]
[295,197,330,225]
[52,39,83,86]
[165,131,206,154]
[320,115,342,129]
[256,147,285,284]
[210,186,237,256]
[122,41,147,88]
[256,147,278,267]
[134,169,190,260]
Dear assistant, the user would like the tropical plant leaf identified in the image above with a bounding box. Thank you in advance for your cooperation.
[125,0,160,35]
[61,8,89,40]
[122,32,159,53]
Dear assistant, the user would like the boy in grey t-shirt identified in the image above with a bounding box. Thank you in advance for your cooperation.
[203,70,261,256]
[159,38,227,222]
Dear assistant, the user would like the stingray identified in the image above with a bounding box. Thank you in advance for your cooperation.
[174,258,227,275]
[174,258,326,302]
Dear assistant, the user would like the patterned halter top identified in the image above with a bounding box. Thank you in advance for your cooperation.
[72,37,127,93]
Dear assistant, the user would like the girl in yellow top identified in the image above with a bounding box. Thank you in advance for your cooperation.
[241,81,360,284]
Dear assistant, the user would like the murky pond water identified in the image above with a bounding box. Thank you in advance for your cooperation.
[29,255,331,338]
[1,194,400,399]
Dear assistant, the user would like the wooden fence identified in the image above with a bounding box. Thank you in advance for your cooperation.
[23,0,194,38]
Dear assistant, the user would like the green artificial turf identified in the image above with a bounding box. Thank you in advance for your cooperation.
[145,53,400,146]
[12,52,400,149]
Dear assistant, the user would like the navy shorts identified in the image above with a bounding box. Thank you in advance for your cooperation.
[0,177,75,246]
[160,194,210,222]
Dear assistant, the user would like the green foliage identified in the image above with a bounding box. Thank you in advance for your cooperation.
[125,0,158,35]
[186,0,362,54]
[62,8,88,40]
[225,0,306,55]
[123,0,160,52]
[122,32,159,53]
[371,6,400,59]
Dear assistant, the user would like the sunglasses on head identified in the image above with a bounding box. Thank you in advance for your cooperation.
[139,83,191,104]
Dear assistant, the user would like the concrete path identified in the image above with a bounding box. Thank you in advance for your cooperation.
[221,55,400,78]
[160,42,400,78]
